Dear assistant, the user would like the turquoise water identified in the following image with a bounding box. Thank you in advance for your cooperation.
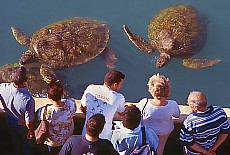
[1,0,230,107]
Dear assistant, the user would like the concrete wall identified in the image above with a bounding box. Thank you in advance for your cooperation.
[0,98,229,155]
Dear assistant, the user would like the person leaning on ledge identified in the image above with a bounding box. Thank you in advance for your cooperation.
[80,69,126,140]
[179,91,230,155]
[0,66,35,155]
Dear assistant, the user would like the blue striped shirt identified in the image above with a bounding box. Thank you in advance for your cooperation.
[179,105,230,155]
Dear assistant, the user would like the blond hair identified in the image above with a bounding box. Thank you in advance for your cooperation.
[148,73,171,99]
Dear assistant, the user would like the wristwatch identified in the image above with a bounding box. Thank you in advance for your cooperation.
[203,148,207,154]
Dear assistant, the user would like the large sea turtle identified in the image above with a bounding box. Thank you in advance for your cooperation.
[123,5,221,69]
[0,63,48,97]
[11,17,117,83]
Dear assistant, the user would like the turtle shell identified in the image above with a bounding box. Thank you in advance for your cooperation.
[29,17,109,69]
[148,5,206,58]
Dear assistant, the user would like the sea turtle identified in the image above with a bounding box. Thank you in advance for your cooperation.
[123,5,221,69]
[0,63,48,97]
[11,17,117,83]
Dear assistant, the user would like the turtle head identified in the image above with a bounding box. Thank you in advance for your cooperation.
[19,50,36,65]
[156,53,171,68]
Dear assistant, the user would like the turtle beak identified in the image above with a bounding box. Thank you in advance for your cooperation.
[156,53,171,68]
[19,50,36,65]
[19,54,30,65]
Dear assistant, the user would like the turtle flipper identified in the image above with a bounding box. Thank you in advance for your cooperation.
[100,47,117,68]
[183,58,221,69]
[40,64,59,83]
[123,25,155,53]
[40,64,69,96]
[11,26,30,46]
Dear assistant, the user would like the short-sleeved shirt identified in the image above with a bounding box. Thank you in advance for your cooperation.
[38,98,77,147]
[59,135,119,155]
[179,105,230,155]
[0,83,35,123]
[111,124,159,155]
[137,98,180,135]
[81,84,125,140]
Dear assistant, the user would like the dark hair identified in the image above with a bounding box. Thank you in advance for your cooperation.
[104,70,125,86]
[11,66,27,85]
[47,80,63,102]
[86,114,105,137]
[121,105,141,130]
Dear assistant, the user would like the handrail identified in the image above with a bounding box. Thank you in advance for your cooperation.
[0,98,229,124]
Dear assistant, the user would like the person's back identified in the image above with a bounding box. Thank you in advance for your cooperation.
[81,70,125,140]
[111,105,158,155]
[59,114,118,155]
[137,73,180,155]
[59,135,117,155]
[37,81,77,154]
[180,91,230,155]
[0,66,35,155]
[138,98,179,135]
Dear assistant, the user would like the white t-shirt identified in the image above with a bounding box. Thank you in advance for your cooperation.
[38,98,77,147]
[137,98,180,135]
[81,84,125,140]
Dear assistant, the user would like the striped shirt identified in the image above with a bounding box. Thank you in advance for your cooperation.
[179,105,230,155]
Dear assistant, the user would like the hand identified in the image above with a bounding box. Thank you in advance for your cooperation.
[80,105,86,114]
[27,130,34,139]
[207,146,217,155]
[204,149,216,155]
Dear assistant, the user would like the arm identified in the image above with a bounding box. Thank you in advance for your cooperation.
[80,86,90,115]
[172,101,180,118]
[116,94,125,115]
[189,143,209,154]
[26,121,34,139]
[25,97,35,139]
[208,133,228,153]
[80,104,86,115]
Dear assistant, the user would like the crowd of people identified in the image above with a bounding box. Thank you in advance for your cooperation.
[0,66,229,155]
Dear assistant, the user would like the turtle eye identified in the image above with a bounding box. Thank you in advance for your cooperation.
[172,40,181,50]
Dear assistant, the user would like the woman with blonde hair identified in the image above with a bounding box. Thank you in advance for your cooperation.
[137,73,180,155]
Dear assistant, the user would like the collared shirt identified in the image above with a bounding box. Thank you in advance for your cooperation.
[111,124,159,155]
[179,105,230,155]
[0,83,35,123]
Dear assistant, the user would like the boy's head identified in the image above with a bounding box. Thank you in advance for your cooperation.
[121,104,141,130]
[47,80,63,102]
[86,114,106,137]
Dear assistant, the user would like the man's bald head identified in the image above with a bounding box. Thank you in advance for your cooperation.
[187,91,207,108]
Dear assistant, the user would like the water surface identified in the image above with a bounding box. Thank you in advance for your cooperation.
[1,0,230,107]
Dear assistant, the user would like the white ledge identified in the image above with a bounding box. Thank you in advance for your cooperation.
[0,98,229,124]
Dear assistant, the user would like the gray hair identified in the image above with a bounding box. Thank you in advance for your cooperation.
[188,91,207,107]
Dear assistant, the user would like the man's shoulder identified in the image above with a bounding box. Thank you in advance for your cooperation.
[98,138,115,149]
[0,83,11,90]
[0,83,11,86]
[183,113,196,124]
[87,84,99,89]
[66,135,83,143]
